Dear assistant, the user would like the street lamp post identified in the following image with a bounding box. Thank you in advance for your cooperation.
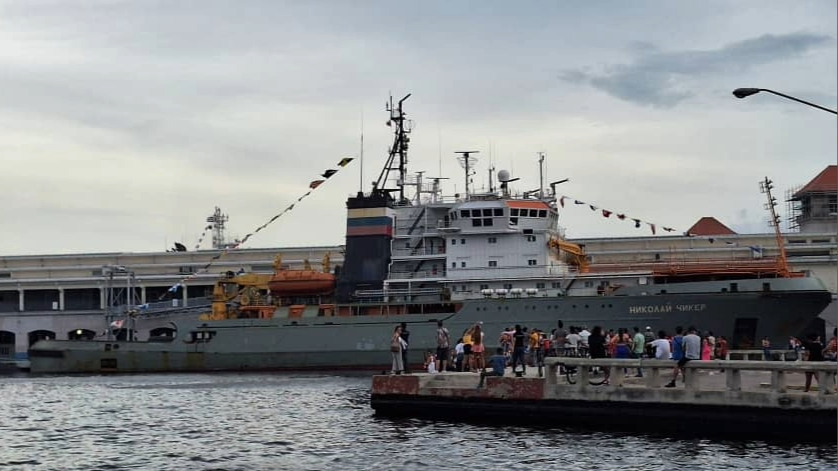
[732,88,837,115]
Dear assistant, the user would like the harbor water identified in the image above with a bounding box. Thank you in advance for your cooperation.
[0,373,834,470]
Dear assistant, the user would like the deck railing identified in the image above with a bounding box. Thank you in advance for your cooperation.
[544,357,837,404]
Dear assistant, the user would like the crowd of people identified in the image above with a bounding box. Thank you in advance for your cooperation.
[388,320,838,392]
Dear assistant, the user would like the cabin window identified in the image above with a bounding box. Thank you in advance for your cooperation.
[461,210,470,218]
[584,281,594,288]
[479,284,489,290]
[472,219,482,227]
[483,218,493,226]
[460,239,466,244]
[451,239,456,245]
[488,261,497,267]
[510,217,518,225]
[483,209,493,217]
[527,259,537,266]
[494,208,504,216]
[488,237,497,244]
[451,262,456,268]
[538,210,547,217]
[461,262,467,268]
[526,235,536,242]
[536,283,545,289]
[511,209,519,217]
[552,282,561,288]
[452,286,457,292]
[503,283,513,290]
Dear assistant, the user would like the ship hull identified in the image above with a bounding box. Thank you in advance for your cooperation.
[28,278,832,374]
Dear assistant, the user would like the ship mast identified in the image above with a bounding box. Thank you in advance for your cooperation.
[455,151,479,199]
[374,94,412,203]
[760,176,790,277]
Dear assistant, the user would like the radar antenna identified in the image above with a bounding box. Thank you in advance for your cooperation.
[455,151,479,198]
[374,94,413,203]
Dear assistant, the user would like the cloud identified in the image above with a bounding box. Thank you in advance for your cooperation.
[560,32,833,107]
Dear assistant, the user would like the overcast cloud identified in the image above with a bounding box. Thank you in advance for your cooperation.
[0,0,835,255]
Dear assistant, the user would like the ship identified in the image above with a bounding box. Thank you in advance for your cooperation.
[28,94,833,374]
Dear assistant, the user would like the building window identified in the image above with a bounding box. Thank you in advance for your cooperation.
[503,283,513,290]
[527,259,537,266]
[452,286,457,292]
[488,260,497,267]
[526,235,536,242]
[461,285,467,291]
[452,262,456,268]
[451,239,456,245]
[552,282,561,288]
[488,237,497,244]
[584,281,594,288]
[483,209,493,217]
[479,284,489,290]
[460,239,466,244]
[461,262,467,268]
[536,283,545,289]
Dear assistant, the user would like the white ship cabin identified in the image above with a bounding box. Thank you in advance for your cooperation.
[441,197,579,300]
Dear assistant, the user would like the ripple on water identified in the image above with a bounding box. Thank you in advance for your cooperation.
[0,373,834,471]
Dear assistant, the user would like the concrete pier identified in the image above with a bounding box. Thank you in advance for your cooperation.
[370,358,837,442]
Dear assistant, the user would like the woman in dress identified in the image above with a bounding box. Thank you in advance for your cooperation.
[390,325,406,374]
[471,323,485,372]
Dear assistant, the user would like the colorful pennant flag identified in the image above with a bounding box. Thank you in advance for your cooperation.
[338,157,354,167]
[310,180,325,189]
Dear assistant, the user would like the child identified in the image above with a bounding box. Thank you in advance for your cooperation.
[424,351,438,374]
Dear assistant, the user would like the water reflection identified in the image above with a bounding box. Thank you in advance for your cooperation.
[0,373,833,470]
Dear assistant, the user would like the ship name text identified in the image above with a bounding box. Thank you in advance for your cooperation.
[628,303,706,314]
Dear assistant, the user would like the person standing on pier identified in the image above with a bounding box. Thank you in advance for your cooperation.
[632,327,646,377]
[390,325,406,375]
[435,321,450,373]
[666,326,700,388]
[671,326,684,362]
[651,330,671,360]
[761,336,771,361]
[511,325,527,375]
[802,333,825,392]
[400,322,411,373]
[588,326,609,383]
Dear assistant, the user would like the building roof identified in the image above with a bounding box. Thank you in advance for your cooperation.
[686,217,737,236]
[793,165,837,198]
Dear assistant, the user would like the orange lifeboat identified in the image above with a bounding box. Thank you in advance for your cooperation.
[268,270,336,296]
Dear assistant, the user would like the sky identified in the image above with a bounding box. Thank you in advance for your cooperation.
[1,0,835,255]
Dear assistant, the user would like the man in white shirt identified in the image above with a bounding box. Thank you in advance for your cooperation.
[579,327,591,346]
[565,327,582,356]
[650,330,671,360]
